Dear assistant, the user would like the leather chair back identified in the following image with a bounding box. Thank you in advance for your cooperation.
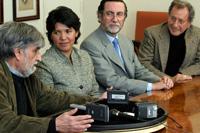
[135,11,168,42]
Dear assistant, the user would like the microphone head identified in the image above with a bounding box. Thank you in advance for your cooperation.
[110,109,120,116]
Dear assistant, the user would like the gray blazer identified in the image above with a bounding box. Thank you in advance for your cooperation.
[138,23,200,77]
[35,46,100,97]
[81,27,159,95]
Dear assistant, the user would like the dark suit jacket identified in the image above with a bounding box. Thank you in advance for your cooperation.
[138,23,200,77]
[0,60,94,133]
[81,26,160,95]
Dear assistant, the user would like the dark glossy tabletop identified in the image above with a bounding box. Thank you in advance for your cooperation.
[130,76,200,133]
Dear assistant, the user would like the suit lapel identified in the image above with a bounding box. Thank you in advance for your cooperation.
[97,28,126,71]
[118,36,129,70]
[181,28,194,67]
[158,25,170,71]
[1,61,18,113]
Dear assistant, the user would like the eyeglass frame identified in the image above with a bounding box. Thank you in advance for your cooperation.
[168,15,189,25]
[102,11,127,19]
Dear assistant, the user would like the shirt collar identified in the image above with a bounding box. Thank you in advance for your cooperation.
[105,32,119,43]
[5,61,25,78]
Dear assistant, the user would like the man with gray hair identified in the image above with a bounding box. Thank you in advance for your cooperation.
[138,0,200,83]
[0,22,104,133]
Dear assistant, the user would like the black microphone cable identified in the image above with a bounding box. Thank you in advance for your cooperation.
[161,114,192,133]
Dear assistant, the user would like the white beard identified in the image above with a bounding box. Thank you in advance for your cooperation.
[107,25,121,34]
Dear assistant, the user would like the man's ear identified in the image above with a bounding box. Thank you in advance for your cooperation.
[13,48,22,60]
[97,13,102,23]
[187,23,191,29]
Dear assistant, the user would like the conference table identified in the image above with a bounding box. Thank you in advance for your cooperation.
[130,76,200,133]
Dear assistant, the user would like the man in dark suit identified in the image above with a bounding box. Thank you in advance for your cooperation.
[81,0,173,95]
[138,0,199,83]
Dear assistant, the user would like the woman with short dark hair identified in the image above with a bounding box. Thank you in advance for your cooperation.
[36,6,100,97]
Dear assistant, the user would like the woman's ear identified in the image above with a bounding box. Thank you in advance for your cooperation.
[75,31,79,37]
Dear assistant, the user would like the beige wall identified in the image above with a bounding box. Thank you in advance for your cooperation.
[2,0,200,53]
[82,0,200,40]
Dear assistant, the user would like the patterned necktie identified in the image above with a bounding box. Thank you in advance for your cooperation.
[112,38,124,63]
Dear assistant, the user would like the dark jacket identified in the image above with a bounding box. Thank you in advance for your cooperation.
[0,60,94,133]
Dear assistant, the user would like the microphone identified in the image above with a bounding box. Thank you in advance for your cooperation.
[70,103,110,122]
[110,102,158,120]
[110,109,136,120]
[70,102,158,122]
[70,104,86,110]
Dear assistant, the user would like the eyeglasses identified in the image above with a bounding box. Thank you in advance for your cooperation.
[104,11,126,19]
[169,15,188,25]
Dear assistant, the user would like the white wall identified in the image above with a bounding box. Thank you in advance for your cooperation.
[2,0,200,53]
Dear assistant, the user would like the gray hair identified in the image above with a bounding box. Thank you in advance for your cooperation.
[0,22,44,60]
[168,0,195,22]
